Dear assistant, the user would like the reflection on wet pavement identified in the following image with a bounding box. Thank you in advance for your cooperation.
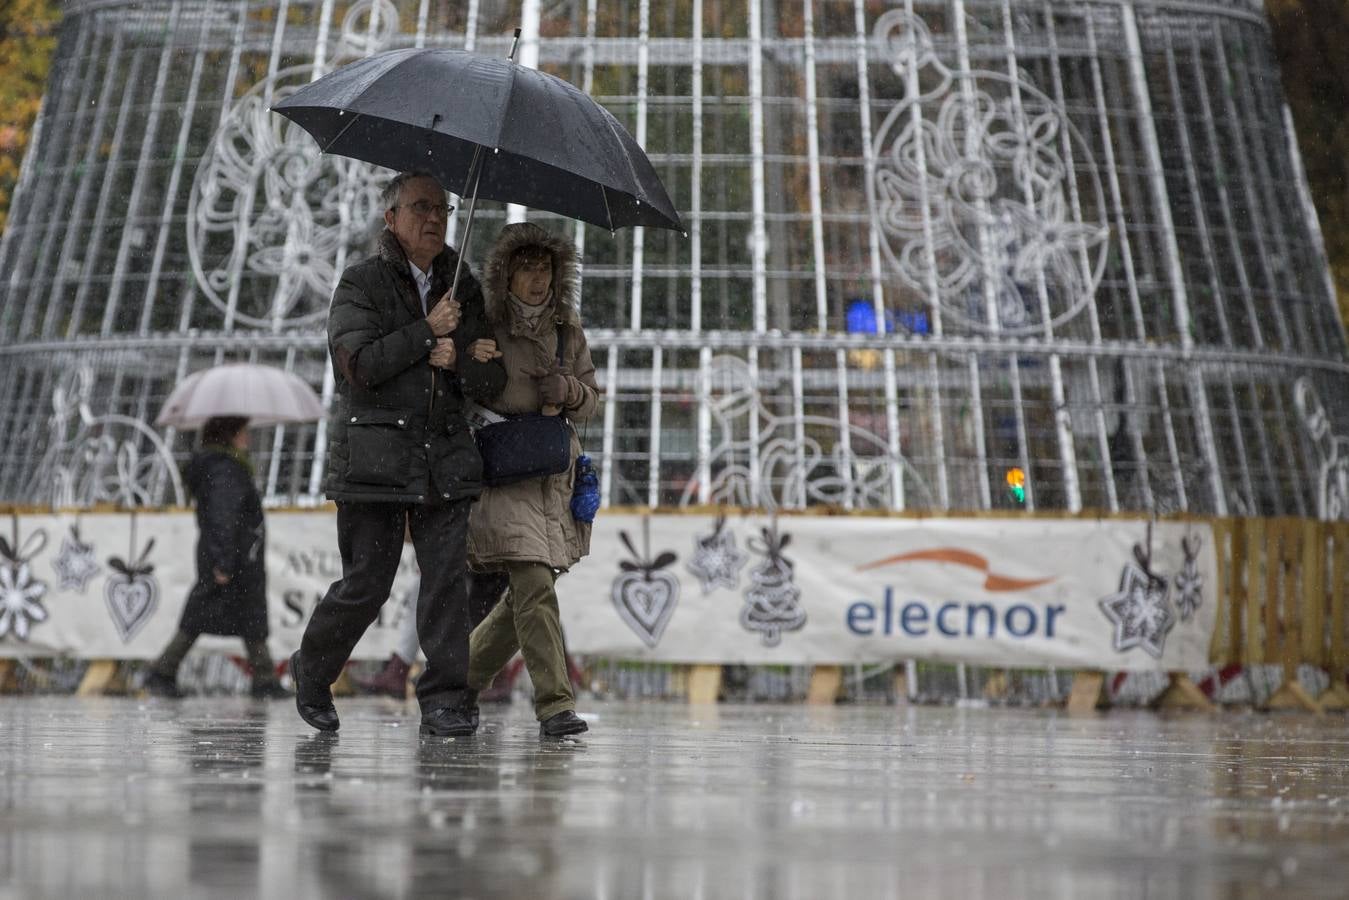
[1,698,1346,897]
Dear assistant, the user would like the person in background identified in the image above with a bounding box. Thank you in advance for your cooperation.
[144,416,288,699]
[464,222,599,738]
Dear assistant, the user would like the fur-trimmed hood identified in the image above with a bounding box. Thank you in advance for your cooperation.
[480,222,581,331]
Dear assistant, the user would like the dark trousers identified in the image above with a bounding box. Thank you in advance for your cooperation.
[468,570,509,628]
[153,629,277,685]
[299,499,472,713]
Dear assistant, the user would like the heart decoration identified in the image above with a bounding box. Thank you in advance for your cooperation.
[611,519,680,649]
[613,571,678,647]
[105,525,158,643]
[105,574,159,642]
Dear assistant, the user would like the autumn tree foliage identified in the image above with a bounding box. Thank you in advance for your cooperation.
[1266,0,1349,328]
[0,0,61,233]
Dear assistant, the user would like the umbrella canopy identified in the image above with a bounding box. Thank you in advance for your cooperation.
[155,364,326,429]
[272,48,683,233]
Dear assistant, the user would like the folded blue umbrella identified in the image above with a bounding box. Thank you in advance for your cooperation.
[570,454,600,524]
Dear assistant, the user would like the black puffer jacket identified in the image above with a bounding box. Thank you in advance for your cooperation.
[178,448,267,640]
[324,230,507,503]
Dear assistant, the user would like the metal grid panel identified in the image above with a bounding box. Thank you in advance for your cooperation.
[0,0,1344,521]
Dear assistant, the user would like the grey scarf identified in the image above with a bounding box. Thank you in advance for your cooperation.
[509,291,552,329]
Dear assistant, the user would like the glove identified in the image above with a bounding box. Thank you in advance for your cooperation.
[538,371,568,406]
[526,364,572,407]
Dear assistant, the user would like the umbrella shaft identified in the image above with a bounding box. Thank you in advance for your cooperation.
[446,147,486,308]
[437,147,487,421]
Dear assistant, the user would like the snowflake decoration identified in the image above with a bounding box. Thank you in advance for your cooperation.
[1098,562,1175,660]
[686,516,748,594]
[0,562,49,642]
[1174,536,1203,622]
[52,525,100,593]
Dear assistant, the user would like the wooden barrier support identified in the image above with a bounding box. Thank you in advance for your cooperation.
[1320,523,1349,711]
[1065,671,1105,714]
[687,664,722,704]
[982,669,1009,702]
[77,660,120,696]
[1263,519,1325,715]
[0,659,17,693]
[1322,679,1349,712]
[892,666,910,705]
[1153,672,1216,712]
[806,665,843,705]
[1267,679,1325,715]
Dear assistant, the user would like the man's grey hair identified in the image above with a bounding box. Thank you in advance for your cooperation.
[381,171,441,211]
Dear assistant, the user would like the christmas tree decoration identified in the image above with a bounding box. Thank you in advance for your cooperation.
[611,518,680,649]
[0,517,50,642]
[52,522,100,593]
[686,514,747,594]
[740,520,806,647]
[104,516,159,643]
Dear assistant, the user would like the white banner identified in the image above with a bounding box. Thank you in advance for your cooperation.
[0,512,418,662]
[0,511,1217,671]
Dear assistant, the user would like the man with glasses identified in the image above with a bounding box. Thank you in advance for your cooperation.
[291,171,506,737]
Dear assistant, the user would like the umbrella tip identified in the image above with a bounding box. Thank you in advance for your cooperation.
[514,27,522,38]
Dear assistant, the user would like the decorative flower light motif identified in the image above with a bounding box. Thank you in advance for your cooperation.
[0,563,48,641]
[27,367,183,508]
[869,9,1109,335]
[0,525,50,642]
[679,356,933,512]
[188,67,385,330]
[1294,377,1349,521]
[187,0,398,331]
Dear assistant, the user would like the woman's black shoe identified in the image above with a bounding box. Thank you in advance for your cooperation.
[539,710,588,738]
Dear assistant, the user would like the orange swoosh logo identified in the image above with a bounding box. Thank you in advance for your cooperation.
[856,548,1055,592]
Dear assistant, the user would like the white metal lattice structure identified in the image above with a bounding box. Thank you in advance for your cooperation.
[0,0,1345,519]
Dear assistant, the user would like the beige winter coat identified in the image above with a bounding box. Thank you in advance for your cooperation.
[467,223,600,572]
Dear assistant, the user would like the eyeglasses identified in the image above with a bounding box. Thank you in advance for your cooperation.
[395,200,453,218]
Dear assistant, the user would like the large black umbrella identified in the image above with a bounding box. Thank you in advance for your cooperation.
[272,44,682,239]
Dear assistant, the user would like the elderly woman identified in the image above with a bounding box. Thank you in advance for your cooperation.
[465,222,599,738]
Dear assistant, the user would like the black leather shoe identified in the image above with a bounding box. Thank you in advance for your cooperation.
[290,651,339,732]
[420,707,477,737]
[539,710,589,738]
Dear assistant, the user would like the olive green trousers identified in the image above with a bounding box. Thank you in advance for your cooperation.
[467,561,574,721]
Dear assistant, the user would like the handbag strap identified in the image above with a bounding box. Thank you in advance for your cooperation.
[554,320,584,450]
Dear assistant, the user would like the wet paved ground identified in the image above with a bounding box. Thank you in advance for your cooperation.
[1,698,1347,899]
